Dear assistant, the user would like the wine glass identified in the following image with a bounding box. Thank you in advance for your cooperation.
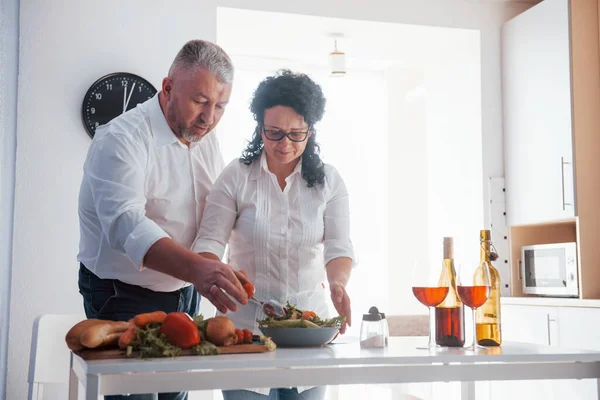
[456,262,491,351]
[411,260,449,349]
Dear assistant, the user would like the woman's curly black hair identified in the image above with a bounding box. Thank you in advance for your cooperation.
[240,69,326,187]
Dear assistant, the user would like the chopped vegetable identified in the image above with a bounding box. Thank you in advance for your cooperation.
[118,326,138,350]
[133,311,167,328]
[159,312,200,349]
[242,329,253,344]
[192,341,220,355]
[243,282,255,298]
[260,335,276,352]
[257,301,346,328]
[235,329,244,344]
[302,311,317,321]
[132,325,181,358]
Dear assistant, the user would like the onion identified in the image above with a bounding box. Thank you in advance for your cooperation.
[206,316,237,346]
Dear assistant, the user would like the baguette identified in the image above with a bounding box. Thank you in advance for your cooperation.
[80,321,132,349]
[65,319,106,351]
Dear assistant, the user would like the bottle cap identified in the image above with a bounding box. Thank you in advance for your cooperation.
[363,306,382,321]
[369,306,386,319]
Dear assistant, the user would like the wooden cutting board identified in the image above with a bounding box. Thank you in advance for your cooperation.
[77,344,272,360]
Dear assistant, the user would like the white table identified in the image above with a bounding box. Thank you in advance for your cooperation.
[69,337,600,400]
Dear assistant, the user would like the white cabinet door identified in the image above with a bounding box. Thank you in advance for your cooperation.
[502,0,575,226]
[554,307,600,399]
[502,304,558,346]
[557,307,600,351]
[489,305,560,400]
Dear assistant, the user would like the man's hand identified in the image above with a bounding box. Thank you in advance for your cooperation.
[144,239,248,314]
[330,282,351,334]
[189,258,248,314]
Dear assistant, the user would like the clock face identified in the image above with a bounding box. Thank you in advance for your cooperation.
[81,72,158,138]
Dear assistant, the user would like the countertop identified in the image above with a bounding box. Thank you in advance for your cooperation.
[502,296,600,308]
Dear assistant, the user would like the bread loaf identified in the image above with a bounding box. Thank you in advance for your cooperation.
[65,319,106,351]
[80,321,131,349]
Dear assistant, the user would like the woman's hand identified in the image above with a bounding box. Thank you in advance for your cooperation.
[330,282,351,334]
[326,257,353,334]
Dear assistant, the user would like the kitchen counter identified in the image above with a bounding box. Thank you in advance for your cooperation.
[502,296,600,308]
[70,336,600,400]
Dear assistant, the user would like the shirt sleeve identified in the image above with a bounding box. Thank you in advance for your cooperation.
[84,130,169,269]
[191,161,239,258]
[323,165,357,267]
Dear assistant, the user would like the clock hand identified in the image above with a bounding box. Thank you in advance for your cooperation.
[122,84,128,113]
[124,82,136,112]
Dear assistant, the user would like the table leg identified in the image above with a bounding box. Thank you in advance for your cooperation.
[68,353,78,400]
[596,378,599,400]
[86,374,99,400]
[461,381,475,400]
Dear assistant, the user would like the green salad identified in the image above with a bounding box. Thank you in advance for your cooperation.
[257,301,345,328]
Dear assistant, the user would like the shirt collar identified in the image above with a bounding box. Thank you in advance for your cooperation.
[148,94,179,147]
[250,151,303,181]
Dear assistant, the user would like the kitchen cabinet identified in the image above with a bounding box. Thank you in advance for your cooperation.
[502,0,600,300]
[555,307,600,399]
[488,303,600,399]
[557,307,600,351]
[502,304,558,346]
[502,0,575,226]
[488,305,560,400]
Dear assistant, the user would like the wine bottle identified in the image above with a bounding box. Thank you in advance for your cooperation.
[475,229,502,346]
[435,237,465,347]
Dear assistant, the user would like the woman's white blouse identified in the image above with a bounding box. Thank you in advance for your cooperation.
[192,152,356,332]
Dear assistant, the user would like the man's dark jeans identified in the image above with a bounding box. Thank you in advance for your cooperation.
[78,264,200,400]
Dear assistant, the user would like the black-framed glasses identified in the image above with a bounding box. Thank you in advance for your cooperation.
[262,126,310,142]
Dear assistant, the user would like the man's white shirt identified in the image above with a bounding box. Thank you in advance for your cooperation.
[78,94,224,292]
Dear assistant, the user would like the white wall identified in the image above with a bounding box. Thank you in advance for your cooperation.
[0,0,19,397]
[5,1,531,399]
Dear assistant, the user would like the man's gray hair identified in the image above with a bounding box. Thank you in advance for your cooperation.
[169,40,234,83]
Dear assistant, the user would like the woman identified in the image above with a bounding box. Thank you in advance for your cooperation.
[192,70,355,400]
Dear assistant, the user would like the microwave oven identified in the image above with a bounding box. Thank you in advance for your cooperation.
[521,242,579,297]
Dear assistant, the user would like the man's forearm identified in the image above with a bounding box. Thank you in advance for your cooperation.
[326,257,352,287]
[198,252,221,261]
[143,237,198,282]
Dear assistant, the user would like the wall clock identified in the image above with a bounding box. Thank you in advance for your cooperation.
[81,72,158,139]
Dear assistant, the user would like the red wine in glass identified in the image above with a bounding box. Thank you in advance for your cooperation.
[457,286,490,309]
[412,287,449,307]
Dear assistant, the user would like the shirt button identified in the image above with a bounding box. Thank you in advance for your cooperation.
[282,254,287,260]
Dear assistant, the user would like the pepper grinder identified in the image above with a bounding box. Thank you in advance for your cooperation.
[360,306,385,348]
[369,306,389,346]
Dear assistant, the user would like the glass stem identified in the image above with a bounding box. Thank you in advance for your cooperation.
[428,307,435,347]
[472,308,477,348]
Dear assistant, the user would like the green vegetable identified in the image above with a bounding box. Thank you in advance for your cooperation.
[192,341,220,355]
[127,317,220,358]
[131,325,181,358]
[193,314,209,341]
[257,301,346,328]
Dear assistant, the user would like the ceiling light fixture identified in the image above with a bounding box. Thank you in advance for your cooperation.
[329,38,346,77]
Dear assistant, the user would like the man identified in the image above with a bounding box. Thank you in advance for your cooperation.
[77,40,247,400]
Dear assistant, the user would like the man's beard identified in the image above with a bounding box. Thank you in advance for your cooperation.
[168,106,207,143]
[180,126,205,143]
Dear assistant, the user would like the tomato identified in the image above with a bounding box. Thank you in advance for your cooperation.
[242,282,255,299]
[235,329,244,345]
[159,312,200,349]
[242,329,253,344]
[302,311,317,321]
